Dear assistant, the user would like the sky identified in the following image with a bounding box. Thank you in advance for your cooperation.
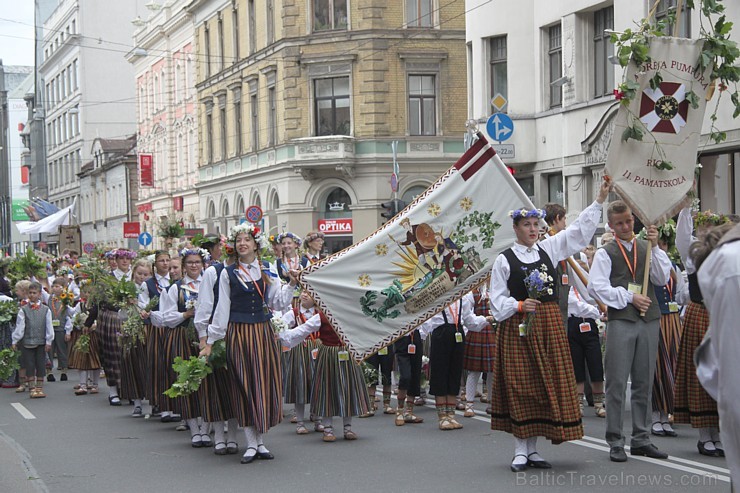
[0,0,36,67]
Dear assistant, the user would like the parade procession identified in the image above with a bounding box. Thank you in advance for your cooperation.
[1,0,740,492]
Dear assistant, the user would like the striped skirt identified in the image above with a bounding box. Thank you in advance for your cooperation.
[463,324,495,372]
[145,324,168,407]
[119,339,147,401]
[97,308,122,387]
[310,344,371,418]
[284,338,320,404]
[67,330,102,370]
[200,367,233,423]
[674,302,719,428]
[652,312,682,414]
[161,327,201,420]
[491,302,583,443]
[224,322,283,433]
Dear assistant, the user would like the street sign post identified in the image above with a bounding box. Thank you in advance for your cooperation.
[245,205,263,224]
[138,232,152,247]
[486,113,514,143]
[83,242,95,254]
[491,93,508,112]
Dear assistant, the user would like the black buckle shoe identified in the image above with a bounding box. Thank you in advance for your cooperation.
[240,447,257,464]
[510,454,528,472]
[526,453,552,469]
[630,443,668,459]
[697,441,722,457]
[256,450,274,460]
[610,446,628,462]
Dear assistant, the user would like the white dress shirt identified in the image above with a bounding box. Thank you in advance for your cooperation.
[490,200,604,321]
[568,286,601,320]
[207,259,293,345]
[12,303,54,345]
[157,274,202,329]
[588,238,671,309]
[418,293,488,339]
[278,306,322,349]
[194,264,220,339]
[113,269,132,281]
[676,207,696,274]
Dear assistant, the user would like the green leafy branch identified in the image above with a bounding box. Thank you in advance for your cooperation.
[451,211,501,250]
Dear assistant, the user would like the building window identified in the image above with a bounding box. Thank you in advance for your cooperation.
[408,74,436,136]
[314,76,350,136]
[517,176,535,200]
[594,6,614,98]
[248,0,256,55]
[268,86,277,146]
[219,100,227,160]
[548,174,564,206]
[217,14,225,72]
[266,0,274,44]
[313,0,348,32]
[233,88,242,155]
[204,25,211,78]
[698,152,737,214]
[406,0,433,27]
[232,7,239,62]
[206,107,214,163]
[548,24,562,108]
[489,36,507,113]
[655,0,691,38]
[250,92,259,150]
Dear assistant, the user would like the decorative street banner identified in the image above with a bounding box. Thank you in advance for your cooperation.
[606,36,713,225]
[300,134,535,362]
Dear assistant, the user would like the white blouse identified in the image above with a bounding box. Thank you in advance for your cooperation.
[418,292,488,339]
[676,207,696,274]
[157,274,202,329]
[278,307,322,349]
[194,265,220,339]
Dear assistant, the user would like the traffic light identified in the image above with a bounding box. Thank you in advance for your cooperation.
[380,199,408,223]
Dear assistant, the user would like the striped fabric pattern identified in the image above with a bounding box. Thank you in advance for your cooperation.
[119,340,147,401]
[67,330,101,370]
[97,308,122,387]
[160,327,201,419]
[674,302,719,428]
[200,367,233,423]
[283,339,320,404]
[224,322,283,433]
[491,302,583,443]
[310,344,371,418]
[145,325,168,407]
[652,311,682,414]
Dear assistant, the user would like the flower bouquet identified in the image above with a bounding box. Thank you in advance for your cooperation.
[520,265,555,337]
[0,348,21,381]
[420,355,430,390]
[0,301,19,324]
[164,356,212,398]
[270,314,287,336]
[59,288,75,308]
[360,361,380,386]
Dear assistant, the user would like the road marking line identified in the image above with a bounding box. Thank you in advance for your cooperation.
[11,403,36,420]
[414,397,729,481]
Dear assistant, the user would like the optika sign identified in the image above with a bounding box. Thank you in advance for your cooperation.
[318,218,353,235]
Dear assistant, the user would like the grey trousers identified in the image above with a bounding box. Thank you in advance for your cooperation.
[604,318,660,448]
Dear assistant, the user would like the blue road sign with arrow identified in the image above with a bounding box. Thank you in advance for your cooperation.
[486,113,514,142]
[138,232,152,247]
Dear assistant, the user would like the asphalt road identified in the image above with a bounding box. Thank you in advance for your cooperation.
[0,379,731,493]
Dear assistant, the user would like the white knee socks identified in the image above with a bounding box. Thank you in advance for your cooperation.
[227,419,238,444]
[527,437,544,461]
[465,372,481,403]
[78,370,87,386]
[212,421,225,443]
[513,437,528,465]
[295,403,306,424]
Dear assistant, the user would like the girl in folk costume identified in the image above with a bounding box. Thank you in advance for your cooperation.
[650,224,687,437]
[392,327,425,426]
[276,232,319,432]
[462,285,496,418]
[279,291,371,442]
[194,241,239,456]
[200,223,295,464]
[302,231,326,265]
[490,180,609,472]
[120,259,152,418]
[68,280,102,395]
[419,294,491,431]
[154,248,211,447]
[140,251,171,420]
[98,248,135,406]
[674,208,728,457]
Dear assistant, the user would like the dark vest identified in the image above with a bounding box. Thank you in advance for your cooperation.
[144,277,167,310]
[49,298,68,331]
[211,263,225,310]
[226,264,271,324]
[175,279,199,329]
[653,270,677,315]
[687,272,704,304]
[502,247,558,303]
[21,304,49,346]
[276,256,309,283]
[603,239,660,322]
[316,311,341,346]
[555,259,569,324]
[472,289,491,317]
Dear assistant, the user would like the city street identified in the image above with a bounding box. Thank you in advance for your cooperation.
[0,380,730,493]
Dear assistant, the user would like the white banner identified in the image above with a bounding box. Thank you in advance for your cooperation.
[15,200,76,235]
[300,134,535,362]
[605,36,713,225]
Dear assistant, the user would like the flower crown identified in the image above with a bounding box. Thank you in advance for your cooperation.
[268,234,278,245]
[694,210,729,227]
[56,266,73,276]
[113,249,137,259]
[304,232,325,243]
[179,247,211,262]
[228,223,267,249]
[277,232,302,246]
[508,208,546,220]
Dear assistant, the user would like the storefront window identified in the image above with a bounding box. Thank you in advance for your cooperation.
[699,152,737,214]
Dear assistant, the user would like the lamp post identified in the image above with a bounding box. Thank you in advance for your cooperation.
[0,61,11,254]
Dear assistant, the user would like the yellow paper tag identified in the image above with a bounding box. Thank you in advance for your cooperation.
[52,320,60,327]
[378,347,388,356]
[518,323,528,337]
[338,351,349,362]
[668,302,679,313]
[628,282,643,294]
[455,332,463,343]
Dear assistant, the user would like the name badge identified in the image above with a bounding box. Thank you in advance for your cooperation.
[561,274,569,285]
[262,304,271,316]
[518,323,528,337]
[311,348,319,360]
[579,322,592,333]
[378,347,388,356]
[455,332,463,343]
[52,320,60,327]
[338,350,350,362]
[282,345,290,353]
[668,302,679,313]
[407,344,416,354]
[628,282,643,294]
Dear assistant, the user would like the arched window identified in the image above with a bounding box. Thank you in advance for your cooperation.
[207,200,216,219]
[221,199,230,217]
[323,187,351,219]
[235,195,245,216]
[401,184,428,204]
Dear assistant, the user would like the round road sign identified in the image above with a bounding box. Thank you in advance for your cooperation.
[245,205,263,224]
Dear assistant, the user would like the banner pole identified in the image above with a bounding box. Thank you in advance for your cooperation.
[639,247,652,317]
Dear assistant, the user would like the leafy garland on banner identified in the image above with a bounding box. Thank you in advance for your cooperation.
[611,0,740,171]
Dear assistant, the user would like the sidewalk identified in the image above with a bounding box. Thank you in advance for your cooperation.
[0,429,48,493]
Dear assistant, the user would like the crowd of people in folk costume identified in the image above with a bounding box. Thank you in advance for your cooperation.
[1,175,739,477]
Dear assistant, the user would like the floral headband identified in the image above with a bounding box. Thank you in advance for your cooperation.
[268,234,278,245]
[304,232,325,243]
[113,249,137,259]
[179,247,211,262]
[277,232,302,246]
[228,223,267,249]
[694,210,729,227]
[509,208,546,220]
[56,266,73,276]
